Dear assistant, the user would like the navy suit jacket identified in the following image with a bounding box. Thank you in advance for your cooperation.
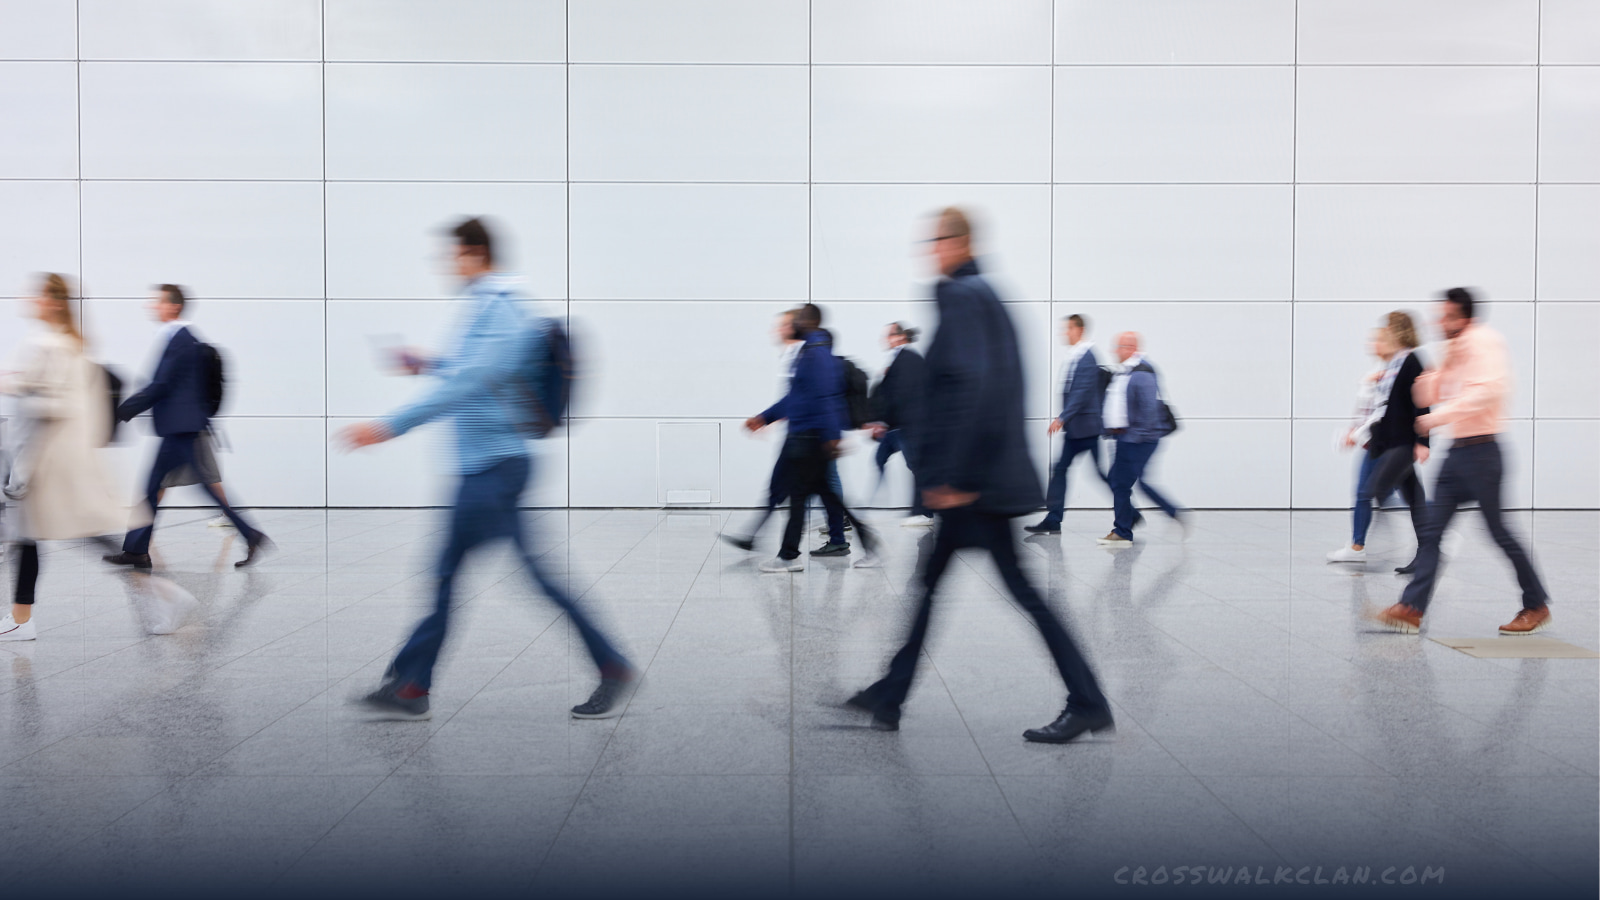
[1058,345,1104,440]
[118,326,210,436]
[914,259,1042,517]
[869,346,925,434]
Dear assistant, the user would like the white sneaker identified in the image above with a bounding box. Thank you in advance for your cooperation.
[208,516,234,529]
[1326,545,1367,563]
[853,551,882,568]
[0,615,36,642]
[759,556,804,573]
[901,516,935,528]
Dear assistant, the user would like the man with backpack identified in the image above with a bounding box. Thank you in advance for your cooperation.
[1099,331,1185,548]
[1026,314,1110,535]
[103,284,270,570]
[339,217,634,722]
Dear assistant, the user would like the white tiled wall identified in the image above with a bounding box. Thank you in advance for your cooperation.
[2,0,1592,509]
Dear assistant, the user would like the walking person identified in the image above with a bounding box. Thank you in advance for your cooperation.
[102,285,269,570]
[864,321,930,527]
[847,207,1112,743]
[340,217,635,720]
[1026,314,1109,535]
[1376,289,1552,636]
[723,309,805,551]
[744,303,878,571]
[1328,313,1430,568]
[1,274,125,641]
[1099,332,1184,548]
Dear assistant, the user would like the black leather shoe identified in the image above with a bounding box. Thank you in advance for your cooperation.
[810,542,851,557]
[720,534,755,552]
[235,535,275,568]
[1395,560,1418,575]
[845,690,899,731]
[1023,707,1115,744]
[1024,521,1061,535]
[103,551,152,570]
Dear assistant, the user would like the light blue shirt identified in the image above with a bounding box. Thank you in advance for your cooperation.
[383,273,534,475]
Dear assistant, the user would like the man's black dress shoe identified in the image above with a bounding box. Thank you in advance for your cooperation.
[103,551,152,570]
[845,690,899,731]
[1023,521,1061,535]
[1395,560,1418,575]
[1023,707,1115,744]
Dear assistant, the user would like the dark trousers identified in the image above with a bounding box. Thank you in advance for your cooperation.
[873,429,927,516]
[123,432,259,555]
[390,454,627,691]
[1109,439,1178,539]
[1400,440,1548,613]
[743,452,793,538]
[780,433,873,560]
[1041,435,1107,525]
[1353,444,1426,546]
[860,508,1108,719]
[13,541,38,605]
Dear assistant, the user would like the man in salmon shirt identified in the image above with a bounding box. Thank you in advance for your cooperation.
[1376,288,1551,636]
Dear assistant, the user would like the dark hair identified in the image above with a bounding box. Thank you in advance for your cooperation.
[1442,287,1476,320]
[889,321,919,344]
[794,303,823,332]
[1066,313,1086,330]
[158,283,187,311]
[451,217,494,265]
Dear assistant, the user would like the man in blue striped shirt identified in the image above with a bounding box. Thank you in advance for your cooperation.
[339,217,634,722]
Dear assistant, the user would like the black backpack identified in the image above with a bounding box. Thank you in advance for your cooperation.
[1132,360,1179,435]
[197,342,226,418]
[509,316,576,439]
[839,358,872,429]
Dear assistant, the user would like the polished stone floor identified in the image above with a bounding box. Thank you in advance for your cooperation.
[1,507,1595,900]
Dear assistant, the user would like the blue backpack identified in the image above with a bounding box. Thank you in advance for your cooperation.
[508,316,575,439]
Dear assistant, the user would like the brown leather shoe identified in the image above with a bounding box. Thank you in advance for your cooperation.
[1499,606,1551,635]
[1375,603,1423,634]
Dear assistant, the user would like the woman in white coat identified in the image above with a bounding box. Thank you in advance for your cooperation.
[1,274,125,640]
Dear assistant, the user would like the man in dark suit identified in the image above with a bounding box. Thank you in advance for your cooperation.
[103,285,269,569]
[865,321,930,524]
[847,208,1113,743]
[1027,313,1109,534]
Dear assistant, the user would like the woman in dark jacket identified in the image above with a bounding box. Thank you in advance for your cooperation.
[1329,311,1429,569]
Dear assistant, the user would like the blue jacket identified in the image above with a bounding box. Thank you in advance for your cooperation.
[118,326,210,436]
[1118,362,1168,445]
[914,260,1042,516]
[1058,344,1104,440]
[762,330,846,441]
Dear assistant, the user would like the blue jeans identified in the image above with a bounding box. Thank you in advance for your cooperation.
[1040,435,1107,526]
[1352,446,1426,546]
[124,432,260,554]
[1109,439,1178,540]
[389,454,627,691]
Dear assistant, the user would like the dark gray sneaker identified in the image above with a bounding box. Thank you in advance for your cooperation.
[571,667,639,719]
[809,541,851,557]
[359,683,431,721]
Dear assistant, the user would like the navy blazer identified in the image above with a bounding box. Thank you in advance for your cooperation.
[869,346,926,434]
[118,326,211,436]
[1057,344,1104,440]
[761,330,847,441]
[914,260,1042,517]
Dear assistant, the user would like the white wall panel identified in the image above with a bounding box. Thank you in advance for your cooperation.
[1536,186,1600,301]
[1290,419,1368,510]
[325,64,565,181]
[570,0,807,64]
[0,181,78,298]
[1139,419,1291,509]
[1294,185,1535,302]
[569,419,660,507]
[569,184,808,300]
[812,67,1052,183]
[1539,67,1600,183]
[811,185,1050,302]
[81,181,325,300]
[80,62,322,180]
[1054,66,1294,183]
[325,300,466,417]
[1053,185,1293,300]
[79,0,321,61]
[569,66,808,182]
[1534,420,1600,509]
[814,0,1052,64]
[1541,0,1600,63]
[1055,0,1296,64]
[0,0,76,59]
[0,62,77,178]
[1053,301,1292,419]
[1296,67,1537,183]
[205,417,326,507]
[1296,0,1538,64]
[1535,303,1600,419]
[325,0,565,62]
[325,182,567,301]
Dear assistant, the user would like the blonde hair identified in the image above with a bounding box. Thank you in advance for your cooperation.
[39,273,84,346]
[1386,310,1419,350]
